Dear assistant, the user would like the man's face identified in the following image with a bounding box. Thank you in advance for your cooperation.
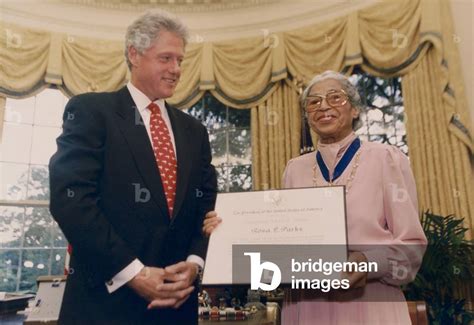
[128,30,185,100]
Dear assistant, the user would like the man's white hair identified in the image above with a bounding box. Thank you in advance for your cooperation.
[124,11,189,70]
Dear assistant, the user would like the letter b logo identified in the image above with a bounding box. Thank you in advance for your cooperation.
[244,252,281,291]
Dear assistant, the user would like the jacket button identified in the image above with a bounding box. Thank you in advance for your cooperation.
[107,280,114,286]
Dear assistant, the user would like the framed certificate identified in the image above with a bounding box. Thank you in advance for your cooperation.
[202,186,347,285]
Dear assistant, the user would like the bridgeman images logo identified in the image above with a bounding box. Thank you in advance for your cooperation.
[245,252,282,291]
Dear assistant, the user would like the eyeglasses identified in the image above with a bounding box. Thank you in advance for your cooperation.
[304,89,349,113]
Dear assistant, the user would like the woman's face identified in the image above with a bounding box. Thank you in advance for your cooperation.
[306,79,359,143]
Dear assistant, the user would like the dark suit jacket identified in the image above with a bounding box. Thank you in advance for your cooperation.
[49,86,217,324]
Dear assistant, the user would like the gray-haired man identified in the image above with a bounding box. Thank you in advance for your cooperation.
[49,11,216,324]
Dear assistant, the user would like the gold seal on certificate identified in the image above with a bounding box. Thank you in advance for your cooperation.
[202,186,347,285]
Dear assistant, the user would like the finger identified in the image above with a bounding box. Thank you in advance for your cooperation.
[165,262,195,273]
[348,251,367,264]
[353,271,365,283]
[202,226,214,236]
[352,274,367,288]
[352,278,365,288]
[203,219,221,229]
[152,285,194,300]
[155,280,188,292]
[147,298,177,309]
[162,271,186,282]
[202,224,214,234]
[139,267,166,280]
[345,272,365,287]
[159,286,194,300]
[165,261,188,274]
[203,221,222,236]
[341,272,354,285]
[173,294,192,309]
[205,211,217,219]
[203,217,221,226]
[177,286,195,298]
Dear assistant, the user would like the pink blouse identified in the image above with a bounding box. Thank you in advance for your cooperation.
[281,132,427,324]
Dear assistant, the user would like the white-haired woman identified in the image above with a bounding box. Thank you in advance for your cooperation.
[204,71,427,324]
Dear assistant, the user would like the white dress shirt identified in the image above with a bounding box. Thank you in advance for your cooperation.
[106,82,204,293]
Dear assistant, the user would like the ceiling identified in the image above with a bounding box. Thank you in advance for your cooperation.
[0,0,378,42]
[59,0,279,12]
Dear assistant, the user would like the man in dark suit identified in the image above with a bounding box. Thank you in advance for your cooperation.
[49,11,217,324]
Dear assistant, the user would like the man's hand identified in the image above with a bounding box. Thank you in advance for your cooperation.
[342,251,368,288]
[127,266,194,309]
[147,261,199,310]
[202,211,221,237]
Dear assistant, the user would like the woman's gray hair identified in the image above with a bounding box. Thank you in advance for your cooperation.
[124,11,189,70]
[300,70,365,130]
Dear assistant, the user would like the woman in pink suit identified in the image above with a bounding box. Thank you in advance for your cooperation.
[204,71,427,324]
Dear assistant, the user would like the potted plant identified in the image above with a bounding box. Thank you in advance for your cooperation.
[403,210,473,324]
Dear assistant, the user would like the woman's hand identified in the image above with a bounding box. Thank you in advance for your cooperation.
[202,211,222,237]
[342,251,368,288]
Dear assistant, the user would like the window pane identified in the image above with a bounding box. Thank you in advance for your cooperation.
[0,122,33,163]
[349,70,407,155]
[27,165,50,200]
[19,249,51,291]
[184,100,204,122]
[369,134,387,143]
[356,133,369,142]
[34,88,66,127]
[228,128,251,164]
[51,249,66,276]
[0,207,24,248]
[399,144,409,155]
[203,95,226,131]
[0,250,20,291]
[395,112,406,134]
[228,165,252,192]
[30,126,61,165]
[23,207,53,248]
[52,223,67,248]
[385,125,395,138]
[209,131,227,166]
[388,135,397,145]
[0,162,29,200]
[384,114,394,123]
[368,121,384,134]
[215,166,228,192]
[372,96,390,108]
[5,97,35,125]
[228,107,250,128]
[185,94,252,193]
[367,108,383,122]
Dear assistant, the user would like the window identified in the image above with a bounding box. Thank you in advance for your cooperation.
[349,69,408,155]
[185,94,252,192]
[0,88,68,292]
[0,89,253,292]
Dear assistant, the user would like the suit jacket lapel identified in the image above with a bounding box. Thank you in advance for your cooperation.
[166,103,192,219]
[114,87,169,221]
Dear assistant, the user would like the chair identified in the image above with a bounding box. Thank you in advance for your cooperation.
[407,301,428,325]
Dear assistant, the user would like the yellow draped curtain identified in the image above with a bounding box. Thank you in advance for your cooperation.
[0,0,471,235]
[251,80,301,191]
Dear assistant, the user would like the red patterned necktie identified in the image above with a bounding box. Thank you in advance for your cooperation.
[148,102,177,217]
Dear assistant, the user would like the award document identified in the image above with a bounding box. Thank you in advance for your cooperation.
[202,186,347,285]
